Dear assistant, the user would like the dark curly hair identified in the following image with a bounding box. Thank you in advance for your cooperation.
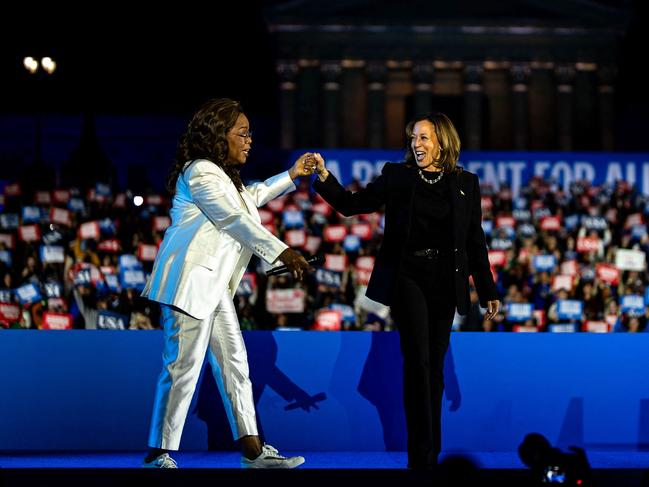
[167,98,245,194]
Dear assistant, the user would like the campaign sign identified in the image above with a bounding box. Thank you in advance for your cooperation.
[577,237,599,253]
[312,202,332,217]
[556,300,584,321]
[73,268,93,287]
[0,302,20,324]
[119,268,146,291]
[313,309,342,331]
[481,220,493,236]
[583,321,610,333]
[137,244,158,262]
[103,274,120,293]
[491,238,513,250]
[153,216,171,232]
[0,214,19,230]
[324,254,348,272]
[34,190,52,205]
[22,206,41,224]
[323,225,347,243]
[505,302,533,322]
[560,260,578,277]
[304,236,322,255]
[68,197,86,213]
[52,189,71,204]
[236,272,257,296]
[564,214,580,231]
[533,254,557,272]
[43,281,63,299]
[119,254,142,270]
[42,312,73,330]
[0,250,11,267]
[40,245,65,264]
[98,239,121,253]
[513,209,531,222]
[3,183,21,196]
[316,268,342,288]
[50,207,72,226]
[0,289,13,303]
[79,221,100,240]
[96,182,112,198]
[343,234,361,252]
[350,223,372,240]
[496,216,515,229]
[97,311,129,330]
[596,263,620,285]
[631,225,647,239]
[285,229,306,247]
[621,294,645,314]
[99,218,116,236]
[282,209,304,229]
[266,288,306,314]
[330,303,355,324]
[582,216,607,231]
[615,249,646,271]
[488,250,507,267]
[540,216,562,231]
[18,225,41,242]
[15,283,42,305]
[548,323,578,333]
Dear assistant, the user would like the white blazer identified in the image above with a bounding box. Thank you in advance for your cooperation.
[142,159,295,319]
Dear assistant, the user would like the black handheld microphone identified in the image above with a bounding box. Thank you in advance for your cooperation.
[266,254,324,276]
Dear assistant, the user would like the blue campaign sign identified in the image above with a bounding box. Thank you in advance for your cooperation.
[548,323,579,333]
[43,281,63,299]
[330,303,356,324]
[95,183,112,197]
[0,213,19,230]
[22,206,41,224]
[557,300,584,321]
[0,289,13,303]
[491,238,513,250]
[315,268,342,288]
[290,150,649,196]
[99,218,116,236]
[481,220,493,236]
[505,302,533,322]
[15,283,42,305]
[97,311,129,330]
[105,274,121,293]
[343,234,361,253]
[564,215,580,231]
[119,254,142,270]
[631,225,647,239]
[582,216,607,231]
[119,268,146,291]
[42,230,64,245]
[517,223,536,237]
[533,254,557,272]
[282,210,304,229]
[621,294,645,314]
[68,198,86,213]
[513,209,531,222]
[0,250,11,267]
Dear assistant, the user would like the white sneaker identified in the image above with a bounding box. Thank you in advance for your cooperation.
[241,444,305,469]
[142,452,178,468]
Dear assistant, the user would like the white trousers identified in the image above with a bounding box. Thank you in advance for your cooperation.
[148,291,258,450]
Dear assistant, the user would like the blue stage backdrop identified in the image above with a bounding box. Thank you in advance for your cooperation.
[1,331,648,452]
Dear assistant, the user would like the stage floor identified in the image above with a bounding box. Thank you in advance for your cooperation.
[1,450,648,469]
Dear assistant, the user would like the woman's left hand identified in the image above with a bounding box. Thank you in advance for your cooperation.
[484,300,500,320]
[289,152,317,179]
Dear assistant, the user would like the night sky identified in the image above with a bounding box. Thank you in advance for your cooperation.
[2,1,648,150]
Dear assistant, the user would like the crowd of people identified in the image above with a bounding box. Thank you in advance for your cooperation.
[0,171,648,333]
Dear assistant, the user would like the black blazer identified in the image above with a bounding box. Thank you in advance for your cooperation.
[313,162,498,315]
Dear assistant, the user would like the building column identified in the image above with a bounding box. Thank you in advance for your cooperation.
[413,63,433,117]
[463,62,484,150]
[529,61,556,150]
[321,61,341,148]
[340,59,367,148]
[277,61,298,149]
[574,62,598,150]
[511,63,531,150]
[483,61,513,149]
[367,61,387,149]
[598,65,617,151]
[296,59,320,147]
[555,63,576,151]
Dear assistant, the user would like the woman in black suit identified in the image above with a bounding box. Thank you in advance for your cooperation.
[311,112,500,469]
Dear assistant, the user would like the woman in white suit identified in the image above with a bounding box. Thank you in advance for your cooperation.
[142,98,315,468]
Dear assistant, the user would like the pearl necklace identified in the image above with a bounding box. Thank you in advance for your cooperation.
[418,168,444,185]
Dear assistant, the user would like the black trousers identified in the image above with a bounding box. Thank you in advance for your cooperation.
[390,252,456,469]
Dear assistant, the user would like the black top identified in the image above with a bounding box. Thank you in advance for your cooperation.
[406,170,454,252]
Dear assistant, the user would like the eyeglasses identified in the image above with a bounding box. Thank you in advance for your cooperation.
[232,130,253,140]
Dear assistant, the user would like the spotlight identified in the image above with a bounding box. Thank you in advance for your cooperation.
[518,432,592,485]
[133,196,144,207]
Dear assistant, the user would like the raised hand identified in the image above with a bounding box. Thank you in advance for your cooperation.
[288,152,317,180]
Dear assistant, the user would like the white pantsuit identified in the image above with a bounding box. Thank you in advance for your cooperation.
[142,159,296,450]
